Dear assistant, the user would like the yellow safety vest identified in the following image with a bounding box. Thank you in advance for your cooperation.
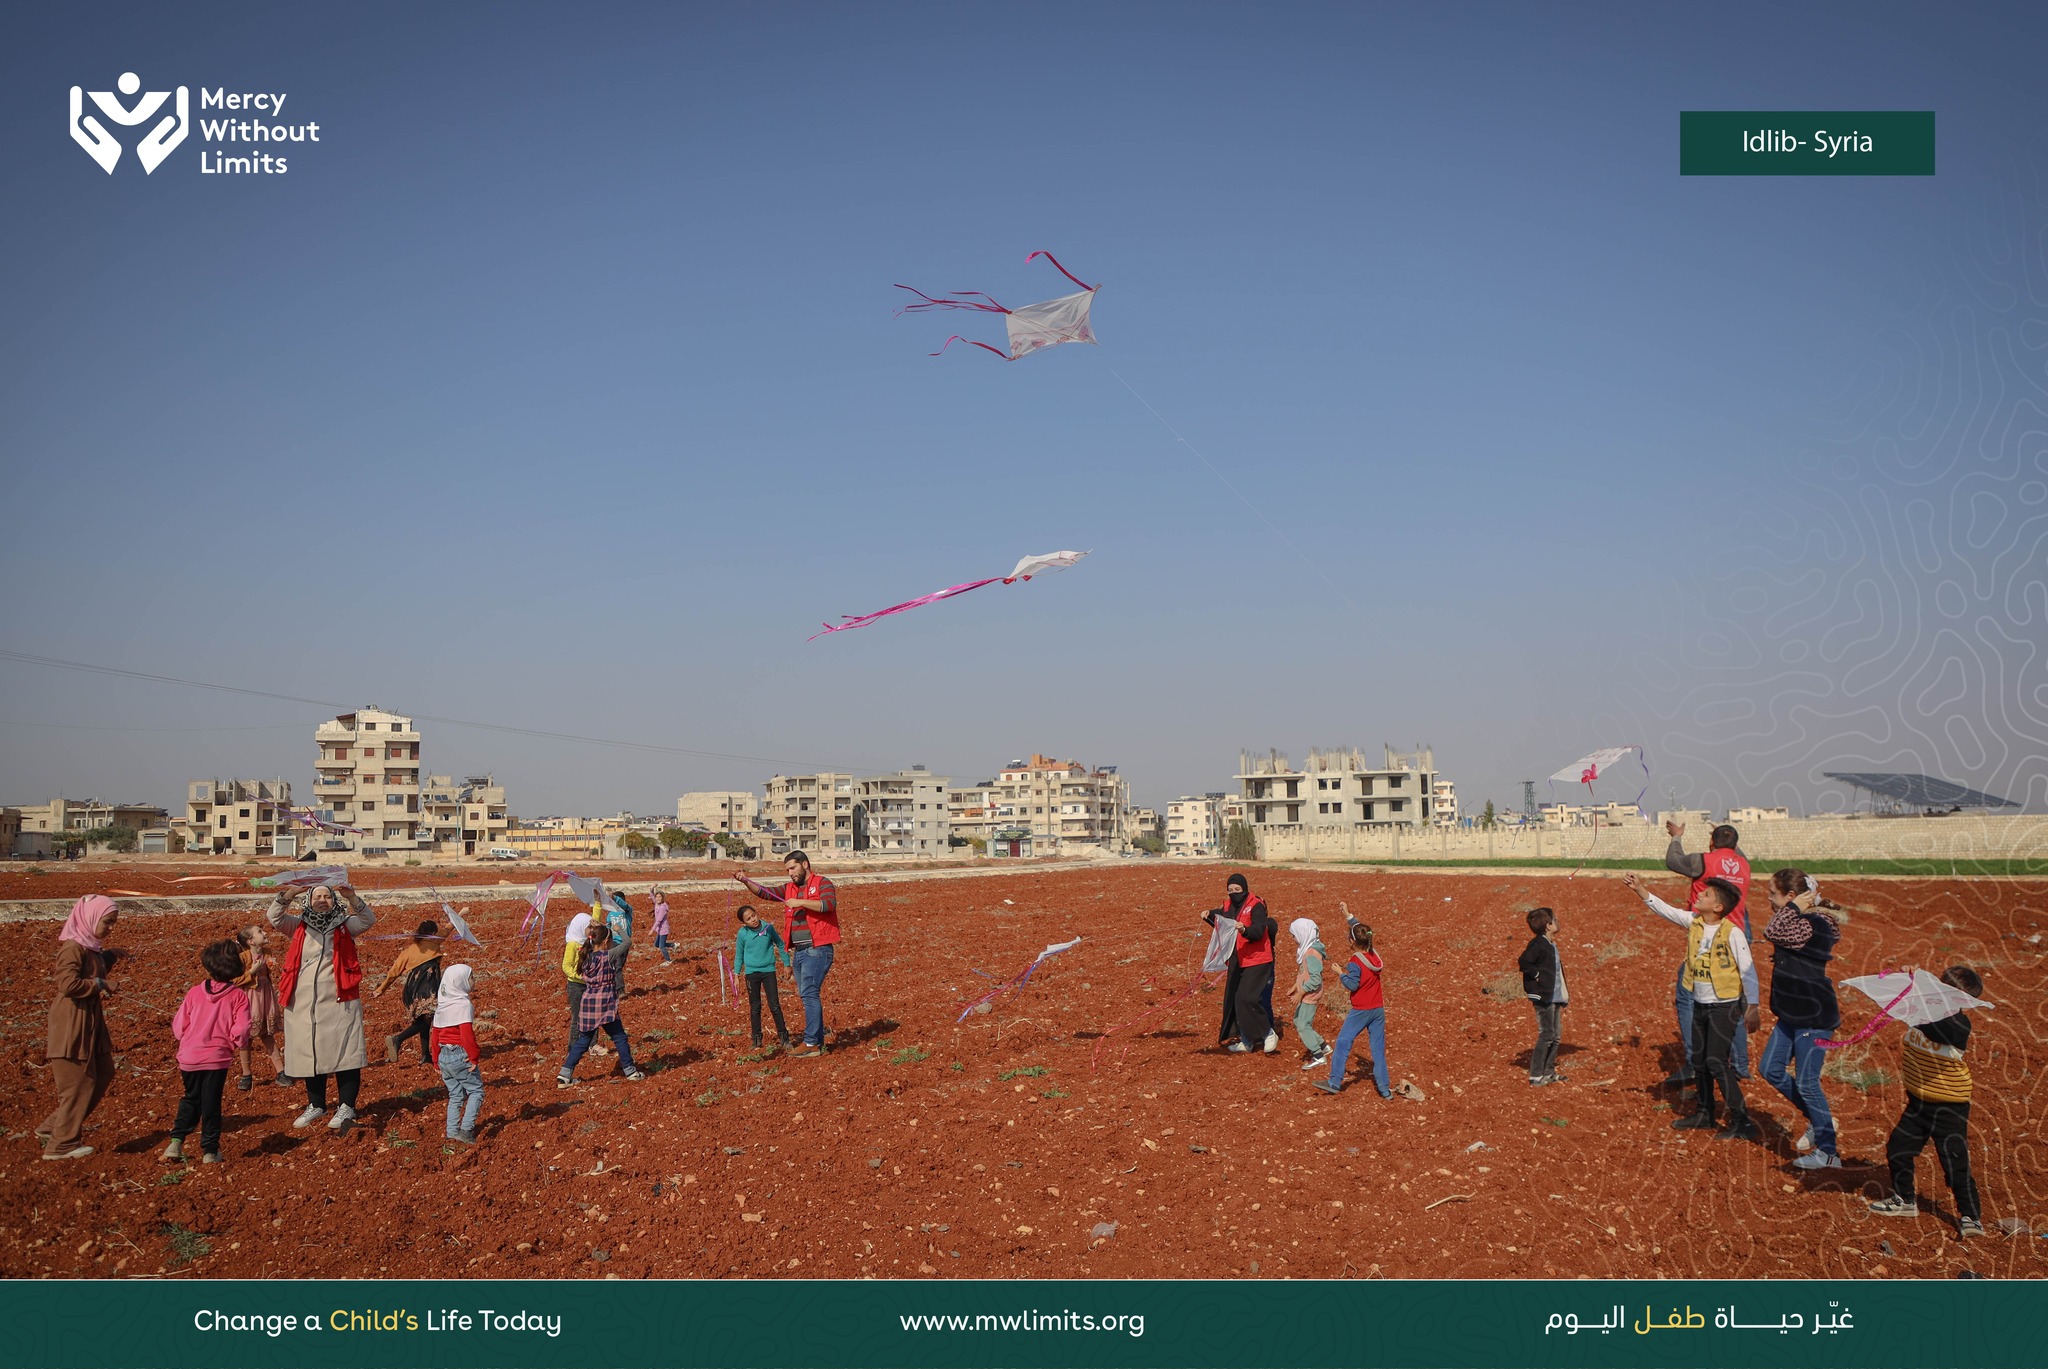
[1680,919,1743,1001]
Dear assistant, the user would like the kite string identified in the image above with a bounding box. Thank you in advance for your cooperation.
[1103,365,1364,615]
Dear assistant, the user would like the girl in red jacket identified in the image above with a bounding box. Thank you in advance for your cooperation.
[1311,909,1390,1098]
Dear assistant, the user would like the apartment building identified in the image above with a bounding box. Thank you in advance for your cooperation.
[678,791,759,831]
[947,781,999,848]
[1728,805,1793,824]
[1236,746,1439,831]
[422,775,510,856]
[313,707,424,853]
[854,767,951,855]
[1431,777,1460,828]
[1540,800,1649,828]
[9,797,169,848]
[1166,795,1225,857]
[174,778,296,857]
[763,772,857,853]
[1124,807,1164,846]
[987,754,1130,853]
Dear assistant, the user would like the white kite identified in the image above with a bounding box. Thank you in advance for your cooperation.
[809,550,1089,640]
[249,864,349,890]
[1821,968,1994,1049]
[896,251,1099,361]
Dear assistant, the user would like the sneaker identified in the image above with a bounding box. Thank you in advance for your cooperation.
[1868,1196,1919,1218]
[236,1074,253,1093]
[779,1036,794,1049]
[623,1069,647,1082]
[1717,1116,1762,1142]
[456,1128,478,1145]
[1300,1051,1331,1072]
[274,1074,295,1088]
[161,1137,185,1163]
[1310,1080,1342,1095]
[384,1033,402,1064]
[1547,1072,1569,1084]
[1262,1032,1280,1054]
[1958,1217,1984,1239]
[1792,1150,1841,1171]
[790,1047,823,1059]
[1226,1042,1251,1053]
[750,1039,765,1050]
[555,1074,575,1089]
[1660,1071,1693,1088]
[201,1152,221,1164]
[1671,1110,1717,1131]
[1529,1076,1550,1087]
[292,1104,327,1129]
[326,1104,357,1133]
[42,1145,92,1161]
[1794,1127,1815,1153]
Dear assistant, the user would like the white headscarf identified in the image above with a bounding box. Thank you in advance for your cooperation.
[433,963,473,1028]
[565,910,592,945]
[1290,917,1320,954]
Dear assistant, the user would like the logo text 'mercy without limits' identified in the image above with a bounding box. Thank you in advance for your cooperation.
[69,72,189,174]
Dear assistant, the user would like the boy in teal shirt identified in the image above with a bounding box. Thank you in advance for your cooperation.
[734,906,793,1050]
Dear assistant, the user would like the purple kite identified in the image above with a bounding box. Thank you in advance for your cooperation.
[809,550,1087,641]
[896,251,1099,361]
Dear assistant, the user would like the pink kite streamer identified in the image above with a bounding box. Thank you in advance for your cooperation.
[1817,980,1919,1050]
[809,577,1000,640]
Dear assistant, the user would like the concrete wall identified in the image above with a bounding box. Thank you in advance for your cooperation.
[1255,814,2048,864]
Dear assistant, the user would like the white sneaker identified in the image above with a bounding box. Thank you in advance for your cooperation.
[292,1105,327,1129]
[1301,1051,1331,1072]
[1262,1032,1280,1054]
[1792,1150,1840,1171]
[1794,1127,1814,1153]
[326,1104,357,1133]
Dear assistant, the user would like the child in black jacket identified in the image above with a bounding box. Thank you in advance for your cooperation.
[1517,908,1568,1085]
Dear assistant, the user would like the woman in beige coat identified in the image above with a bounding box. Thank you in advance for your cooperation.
[266,883,376,1133]
[41,895,120,1160]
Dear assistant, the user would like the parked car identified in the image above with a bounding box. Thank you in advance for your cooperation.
[486,847,521,860]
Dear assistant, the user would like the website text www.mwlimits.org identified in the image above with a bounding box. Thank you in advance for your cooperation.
[898,1309,1146,1338]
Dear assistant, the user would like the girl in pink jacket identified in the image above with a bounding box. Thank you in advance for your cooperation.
[163,939,252,1164]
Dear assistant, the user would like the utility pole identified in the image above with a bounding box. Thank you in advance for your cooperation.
[1521,780,1538,825]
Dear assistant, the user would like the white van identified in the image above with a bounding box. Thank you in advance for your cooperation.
[486,847,521,861]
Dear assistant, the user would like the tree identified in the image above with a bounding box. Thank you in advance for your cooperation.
[1222,821,1258,863]
[1481,800,1496,830]
[621,831,659,857]
[657,827,692,855]
[1133,834,1166,855]
[713,833,747,857]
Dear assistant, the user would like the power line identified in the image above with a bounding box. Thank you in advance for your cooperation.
[0,648,894,775]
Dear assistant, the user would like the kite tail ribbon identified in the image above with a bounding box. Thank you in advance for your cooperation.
[893,284,1009,315]
[808,576,1003,639]
[1026,250,1097,292]
[1818,980,1916,1050]
[929,334,1012,361]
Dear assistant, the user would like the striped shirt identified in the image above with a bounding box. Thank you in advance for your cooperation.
[1901,1012,1972,1103]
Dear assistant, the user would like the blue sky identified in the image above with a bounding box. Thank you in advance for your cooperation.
[3,2,2045,817]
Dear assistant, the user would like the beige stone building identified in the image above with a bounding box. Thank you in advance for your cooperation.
[175,779,296,857]
[763,773,857,854]
[313,707,425,853]
[677,791,759,831]
[1729,805,1793,824]
[1166,795,1225,857]
[1236,746,1439,834]
[9,797,169,852]
[421,775,510,856]
[988,754,1130,853]
[947,781,999,848]
[1431,777,1460,828]
[855,767,951,855]
[1123,806,1164,847]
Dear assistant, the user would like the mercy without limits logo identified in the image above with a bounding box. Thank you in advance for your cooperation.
[69,71,320,175]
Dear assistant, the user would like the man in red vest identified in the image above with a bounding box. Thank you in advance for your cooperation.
[1663,820,1753,1085]
[736,850,839,1057]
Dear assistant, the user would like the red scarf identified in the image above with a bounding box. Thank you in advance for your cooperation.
[277,922,362,1008]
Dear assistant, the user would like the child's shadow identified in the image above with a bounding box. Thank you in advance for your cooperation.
[834,1018,902,1047]
[642,1046,714,1073]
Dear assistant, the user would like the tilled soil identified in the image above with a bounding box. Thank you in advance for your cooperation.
[2,865,2043,1280]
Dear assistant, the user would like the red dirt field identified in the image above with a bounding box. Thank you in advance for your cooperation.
[2,865,2044,1281]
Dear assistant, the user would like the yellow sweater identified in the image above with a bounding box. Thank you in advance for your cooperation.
[1901,1025,1972,1103]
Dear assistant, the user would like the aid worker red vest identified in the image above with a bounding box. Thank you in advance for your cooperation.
[1233,895,1273,968]
[782,873,840,949]
[1690,848,1752,932]
[1348,950,1386,1010]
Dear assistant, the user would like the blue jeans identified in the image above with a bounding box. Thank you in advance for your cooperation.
[563,1019,635,1076]
[654,934,672,963]
[1675,969,1749,1077]
[438,1044,483,1135]
[1326,1007,1389,1096]
[1760,1024,1836,1156]
[792,944,835,1047]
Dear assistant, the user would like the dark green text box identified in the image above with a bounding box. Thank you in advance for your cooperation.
[1680,112,1935,175]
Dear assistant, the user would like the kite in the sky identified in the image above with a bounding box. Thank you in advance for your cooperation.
[809,550,1088,641]
[1549,745,1651,874]
[896,251,1098,360]
[1821,969,1994,1050]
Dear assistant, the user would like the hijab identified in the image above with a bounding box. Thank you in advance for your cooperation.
[301,886,349,936]
[565,910,592,945]
[1290,917,1320,954]
[433,963,473,1028]
[58,894,115,951]
[1226,873,1249,913]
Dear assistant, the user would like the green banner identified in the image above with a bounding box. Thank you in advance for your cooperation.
[1679,112,1935,175]
[0,1278,2038,1368]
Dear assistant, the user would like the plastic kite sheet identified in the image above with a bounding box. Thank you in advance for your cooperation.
[809,550,1088,641]
[249,865,349,890]
[955,936,1082,1023]
[1549,746,1651,808]
[1820,969,1994,1049]
[1201,917,1240,973]
[896,251,1099,361]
